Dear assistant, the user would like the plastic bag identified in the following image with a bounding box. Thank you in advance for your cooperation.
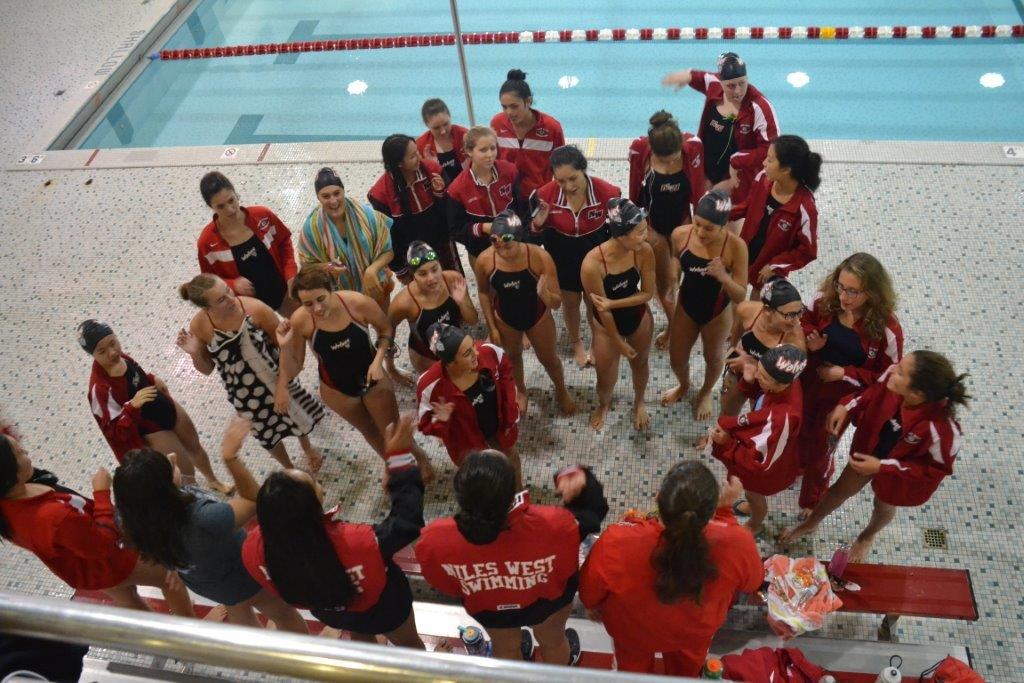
[763,555,843,638]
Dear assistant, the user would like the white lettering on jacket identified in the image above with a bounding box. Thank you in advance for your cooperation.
[441,555,558,596]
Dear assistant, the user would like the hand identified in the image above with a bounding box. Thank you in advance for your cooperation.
[661,68,693,90]
[129,386,158,409]
[430,173,445,194]
[536,272,547,298]
[164,570,186,594]
[275,318,294,348]
[619,341,638,360]
[91,467,112,492]
[709,424,731,446]
[725,346,752,371]
[806,330,828,352]
[826,405,848,436]
[705,257,728,283]
[449,274,469,303]
[727,164,740,191]
[367,358,385,384]
[384,412,416,454]
[849,452,882,476]
[817,364,845,382]
[176,328,204,357]
[221,415,251,460]
[756,265,776,285]
[741,361,758,384]
[590,293,612,313]
[153,376,170,396]
[362,269,383,302]
[235,277,256,297]
[717,474,743,508]
[556,469,587,504]
[430,398,455,423]
[273,387,291,415]
[327,260,349,278]
[481,222,493,236]
[532,199,550,228]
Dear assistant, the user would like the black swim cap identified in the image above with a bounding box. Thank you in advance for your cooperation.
[717,52,747,80]
[759,276,802,309]
[77,319,114,355]
[761,344,807,384]
[428,322,470,364]
[490,209,525,241]
[695,190,732,226]
[314,167,344,193]
[407,240,439,271]
[605,197,647,237]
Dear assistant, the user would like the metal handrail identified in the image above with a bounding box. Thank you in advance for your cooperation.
[0,592,697,682]
[448,0,476,126]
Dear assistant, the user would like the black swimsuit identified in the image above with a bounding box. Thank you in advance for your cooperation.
[747,194,780,265]
[874,407,903,458]
[408,280,463,359]
[312,295,377,397]
[436,150,461,186]
[642,168,691,237]
[490,247,546,332]
[726,310,784,376]
[124,358,177,433]
[594,244,647,338]
[462,371,499,438]
[678,231,730,326]
[703,107,739,184]
[820,319,867,368]
[231,234,287,311]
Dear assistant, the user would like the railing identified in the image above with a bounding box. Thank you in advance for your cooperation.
[0,592,696,682]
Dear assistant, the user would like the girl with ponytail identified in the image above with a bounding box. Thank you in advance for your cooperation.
[580,463,762,677]
[490,69,566,196]
[782,351,968,562]
[417,451,608,665]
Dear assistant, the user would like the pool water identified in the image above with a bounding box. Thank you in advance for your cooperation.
[77,0,1024,149]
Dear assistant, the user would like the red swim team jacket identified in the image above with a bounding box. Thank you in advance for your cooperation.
[531,174,621,237]
[197,206,298,293]
[490,109,565,196]
[627,134,706,219]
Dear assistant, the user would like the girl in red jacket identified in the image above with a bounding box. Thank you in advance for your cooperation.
[367,134,461,282]
[0,433,193,615]
[795,254,903,515]
[782,352,967,562]
[243,414,427,648]
[80,320,232,494]
[708,344,807,534]
[417,98,468,187]
[733,135,821,290]
[580,463,762,677]
[416,452,608,664]
[416,323,519,483]
[196,172,299,316]
[627,111,706,348]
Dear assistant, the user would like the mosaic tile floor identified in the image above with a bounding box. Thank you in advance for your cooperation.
[1,2,1023,681]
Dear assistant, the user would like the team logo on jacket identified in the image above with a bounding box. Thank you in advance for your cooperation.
[777,219,792,232]
[738,414,749,426]
[868,348,878,359]
[536,128,549,138]
[904,433,921,444]
[499,183,512,198]
[710,119,725,133]
[587,208,603,221]
[258,217,270,230]
[740,124,751,134]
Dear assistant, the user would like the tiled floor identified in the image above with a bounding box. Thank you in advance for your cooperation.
[1,2,1023,681]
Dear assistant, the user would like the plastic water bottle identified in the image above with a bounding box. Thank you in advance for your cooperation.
[459,625,491,657]
[828,544,851,579]
[701,657,724,679]
[875,655,903,682]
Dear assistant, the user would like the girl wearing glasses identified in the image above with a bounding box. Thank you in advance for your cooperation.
[475,211,575,416]
[388,242,479,374]
[794,253,903,516]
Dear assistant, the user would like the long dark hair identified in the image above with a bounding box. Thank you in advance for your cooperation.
[772,135,822,191]
[0,435,18,540]
[200,171,235,206]
[816,253,897,341]
[453,450,516,545]
[382,133,417,216]
[909,351,971,417]
[256,472,356,609]
[499,69,532,101]
[113,449,194,569]
[651,462,719,604]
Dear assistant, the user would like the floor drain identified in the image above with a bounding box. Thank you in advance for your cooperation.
[923,528,948,550]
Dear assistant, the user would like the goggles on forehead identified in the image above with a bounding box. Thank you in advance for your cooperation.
[408,250,438,268]
[491,232,517,243]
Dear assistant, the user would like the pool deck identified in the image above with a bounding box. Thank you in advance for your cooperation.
[1,1,1023,680]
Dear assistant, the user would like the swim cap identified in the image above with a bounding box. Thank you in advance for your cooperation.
[761,344,807,384]
[717,52,747,80]
[407,241,439,271]
[427,322,470,364]
[314,167,344,193]
[605,197,647,237]
[77,319,114,355]
[490,209,525,241]
[695,190,732,226]
[759,276,802,309]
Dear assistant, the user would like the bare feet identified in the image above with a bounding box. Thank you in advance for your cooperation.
[632,404,650,430]
[207,479,236,496]
[319,626,343,639]
[590,404,610,430]
[517,388,529,416]
[660,384,688,406]
[797,508,812,521]
[744,521,763,536]
[414,451,436,485]
[522,336,532,351]
[387,364,416,388]
[778,520,817,544]
[691,391,714,421]
[204,605,228,622]
[654,328,670,350]
[301,447,324,475]
[572,340,593,369]
[848,537,874,564]
[557,389,577,416]
[694,434,710,451]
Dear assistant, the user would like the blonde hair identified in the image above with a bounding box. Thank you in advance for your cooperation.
[464,125,497,153]
[817,253,897,340]
[179,274,219,307]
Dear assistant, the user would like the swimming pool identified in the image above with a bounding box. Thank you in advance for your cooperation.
[75,0,1024,149]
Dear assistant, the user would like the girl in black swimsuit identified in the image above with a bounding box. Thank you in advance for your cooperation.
[279,266,434,482]
[581,198,656,431]
[474,211,576,416]
[661,190,749,421]
[388,241,479,374]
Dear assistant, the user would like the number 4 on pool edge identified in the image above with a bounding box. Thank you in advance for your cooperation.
[1004,145,1022,158]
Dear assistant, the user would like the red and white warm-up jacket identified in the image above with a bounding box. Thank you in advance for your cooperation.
[197,206,298,292]
[840,366,962,507]
[416,342,518,466]
[688,71,779,198]
[579,507,762,661]
[490,109,565,196]
[530,174,621,237]
[710,378,803,496]
[627,134,706,215]
[0,485,137,590]
[416,125,468,182]
[732,170,818,286]
[367,158,446,218]
[415,467,607,617]
[446,160,522,256]
[88,356,155,462]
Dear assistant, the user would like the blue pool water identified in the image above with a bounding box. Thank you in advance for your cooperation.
[77,0,1024,149]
